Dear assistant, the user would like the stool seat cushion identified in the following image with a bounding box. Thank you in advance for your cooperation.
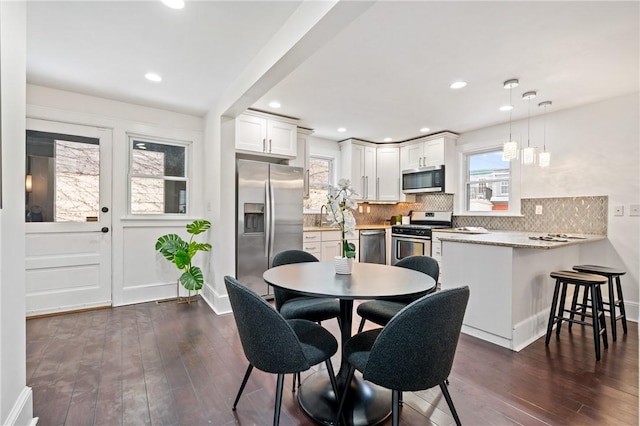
[573,265,626,276]
[550,270,607,284]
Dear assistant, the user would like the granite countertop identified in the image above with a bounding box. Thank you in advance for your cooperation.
[304,224,391,232]
[431,229,606,249]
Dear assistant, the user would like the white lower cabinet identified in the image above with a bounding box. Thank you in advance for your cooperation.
[304,230,359,262]
[302,231,322,258]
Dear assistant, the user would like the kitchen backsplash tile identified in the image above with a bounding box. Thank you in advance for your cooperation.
[306,194,608,235]
[454,196,608,234]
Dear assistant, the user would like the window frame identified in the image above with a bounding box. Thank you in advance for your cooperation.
[303,154,335,214]
[127,134,191,217]
[456,143,521,216]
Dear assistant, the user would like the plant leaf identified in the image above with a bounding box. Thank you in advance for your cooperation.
[180,266,204,291]
[174,250,190,270]
[155,234,187,262]
[188,242,212,258]
[186,220,211,235]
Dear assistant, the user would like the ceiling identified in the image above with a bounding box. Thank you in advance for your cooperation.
[27,1,639,143]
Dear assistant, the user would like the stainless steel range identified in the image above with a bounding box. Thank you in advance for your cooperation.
[391,211,452,265]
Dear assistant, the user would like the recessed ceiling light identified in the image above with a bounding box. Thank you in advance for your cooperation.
[420,127,430,133]
[268,101,281,108]
[145,72,162,82]
[500,105,513,112]
[450,81,467,89]
[337,127,347,133]
[161,0,185,10]
[383,137,393,142]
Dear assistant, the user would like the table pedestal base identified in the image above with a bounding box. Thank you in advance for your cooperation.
[298,370,391,426]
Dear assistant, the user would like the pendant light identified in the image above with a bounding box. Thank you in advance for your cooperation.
[538,101,552,168]
[521,91,537,165]
[502,79,519,161]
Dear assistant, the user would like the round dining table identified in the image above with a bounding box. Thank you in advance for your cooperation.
[263,261,435,426]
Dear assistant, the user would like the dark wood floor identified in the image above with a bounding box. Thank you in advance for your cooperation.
[27,298,638,426]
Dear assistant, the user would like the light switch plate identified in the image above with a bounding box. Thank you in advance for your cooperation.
[631,204,640,216]
[614,206,624,216]
[535,205,543,215]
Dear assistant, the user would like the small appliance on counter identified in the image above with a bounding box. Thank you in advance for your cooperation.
[390,211,452,265]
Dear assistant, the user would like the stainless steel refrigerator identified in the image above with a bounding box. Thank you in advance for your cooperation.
[236,159,304,297]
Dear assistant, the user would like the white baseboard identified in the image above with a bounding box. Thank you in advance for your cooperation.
[202,282,231,315]
[3,386,36,426]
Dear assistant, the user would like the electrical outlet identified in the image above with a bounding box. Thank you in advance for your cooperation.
[535,205,543,215]
[366,206,371,213]
[614,206,624,216]
[631,204,640,217]
[358,205,363,213]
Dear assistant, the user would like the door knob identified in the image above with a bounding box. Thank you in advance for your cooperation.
[102,207,109,213]
[101,227,109,233]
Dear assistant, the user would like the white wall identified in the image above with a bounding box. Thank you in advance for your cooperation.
[1,2,34,424]
[458,93,640,320]
[26,85,205,307]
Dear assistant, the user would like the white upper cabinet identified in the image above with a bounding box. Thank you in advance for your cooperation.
[400,137,445,170]
[290,128,312,198]
[340,140,377,201]
[234,111,297,158]
[375,145,400,201]
[400,133,459,193]
[341,140,402,202]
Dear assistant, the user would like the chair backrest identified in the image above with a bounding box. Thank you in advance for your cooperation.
[224,275,310,373]
[271,250,319,310]
[362,286,470,391]
[394,255,439,303]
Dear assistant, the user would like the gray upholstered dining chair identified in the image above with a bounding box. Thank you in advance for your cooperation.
[224,275,340,426]
[335,286,470,426]
[271,250,341,391]
[356,255,439,332]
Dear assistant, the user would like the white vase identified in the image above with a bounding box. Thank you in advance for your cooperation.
[334,256,354,275]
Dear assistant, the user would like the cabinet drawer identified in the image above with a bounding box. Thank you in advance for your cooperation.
[303,242,321,253]
[303,232,321,243]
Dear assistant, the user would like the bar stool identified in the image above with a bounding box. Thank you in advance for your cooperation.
[572,265,628,341]
[545,270,608,360]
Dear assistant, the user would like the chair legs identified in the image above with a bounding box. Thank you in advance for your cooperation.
[335,366,357,426]
[391,390,400,426]
[273,374,285,425]
[232,364,254,410]
[357,317,366,333]
[440,381,462,426]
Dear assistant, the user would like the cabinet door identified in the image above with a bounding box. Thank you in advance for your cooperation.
[291,134,309,197]
[400,143,423,170]
[376,146,400,201]
[267,120,297,157]
[363,145,377,200]
[423,139,444,167]
[321,240,342,262]
[349,143,366,199]
[235,114,267,153]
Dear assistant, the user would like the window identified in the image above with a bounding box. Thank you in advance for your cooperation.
[26,130,100,222]
[129,137,188,214]
[303,156,334,212]
[465,149,511,212]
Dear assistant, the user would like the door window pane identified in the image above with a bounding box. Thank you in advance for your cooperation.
[130,138,188,214]
[26,130,100,222]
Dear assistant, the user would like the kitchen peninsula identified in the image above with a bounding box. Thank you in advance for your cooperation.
[433,230,606,351]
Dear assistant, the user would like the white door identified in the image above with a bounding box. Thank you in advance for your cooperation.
[25,118,112,316]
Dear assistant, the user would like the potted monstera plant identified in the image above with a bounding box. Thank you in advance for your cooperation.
[155,219,212,303]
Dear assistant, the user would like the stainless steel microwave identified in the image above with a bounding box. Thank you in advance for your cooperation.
[401,165,445,193]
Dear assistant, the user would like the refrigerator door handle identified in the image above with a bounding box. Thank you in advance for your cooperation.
[264,182,270,258]
[269,180,276,258]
